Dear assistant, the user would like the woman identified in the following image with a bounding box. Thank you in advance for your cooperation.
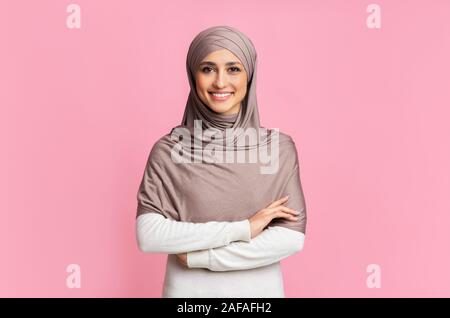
[136,25,307,298]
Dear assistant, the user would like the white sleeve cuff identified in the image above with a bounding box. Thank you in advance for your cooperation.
[228,219,251,242]
[187,249,210,268]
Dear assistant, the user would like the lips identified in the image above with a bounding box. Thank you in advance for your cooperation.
[209,91,233,95]
[208,91,234,102]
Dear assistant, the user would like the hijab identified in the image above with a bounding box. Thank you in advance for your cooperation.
[181,25,260,137]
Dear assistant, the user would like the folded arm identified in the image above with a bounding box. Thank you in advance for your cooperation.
[187,226,305,271]
[136,212,251,254]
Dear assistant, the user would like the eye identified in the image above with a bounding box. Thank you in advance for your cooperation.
[201,66,214,73]
[229,67,241,73]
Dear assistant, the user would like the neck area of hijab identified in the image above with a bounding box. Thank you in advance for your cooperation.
[204,105,240,130]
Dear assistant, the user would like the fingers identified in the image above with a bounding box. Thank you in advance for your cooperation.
[274,211,299,221]
[268,206,300,222]
[268,205,299,216]
[266,195,289,208]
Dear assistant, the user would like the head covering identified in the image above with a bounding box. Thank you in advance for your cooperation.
[173,25,273,153]
[136,26,307,235]
[182,25,259,131]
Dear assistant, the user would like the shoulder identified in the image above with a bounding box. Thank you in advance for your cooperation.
[145,133,173,166]
[267,129,301,171]
[268,129,299,154]
[277,130,296,145]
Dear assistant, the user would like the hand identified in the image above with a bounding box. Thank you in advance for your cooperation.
[175,253,188,267]
[248,195,300,239]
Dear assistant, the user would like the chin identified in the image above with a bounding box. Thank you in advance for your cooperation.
[210,107,232,114]
[207,101,234,114]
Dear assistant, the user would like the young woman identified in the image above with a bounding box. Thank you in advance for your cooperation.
[136,25,307,298]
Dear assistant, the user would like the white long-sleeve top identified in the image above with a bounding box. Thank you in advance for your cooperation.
[136,212,305,297]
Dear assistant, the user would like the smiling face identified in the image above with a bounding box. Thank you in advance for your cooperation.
[195,49,248,115]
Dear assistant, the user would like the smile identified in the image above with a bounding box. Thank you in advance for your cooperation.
[208,91,233,102]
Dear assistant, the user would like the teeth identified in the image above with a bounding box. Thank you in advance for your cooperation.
[212,93,232,97]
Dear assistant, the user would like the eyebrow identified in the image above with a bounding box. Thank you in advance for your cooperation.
[199,61,243,66]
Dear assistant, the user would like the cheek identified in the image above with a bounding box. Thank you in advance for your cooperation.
[195,75,210,94]
[233,78,247,97]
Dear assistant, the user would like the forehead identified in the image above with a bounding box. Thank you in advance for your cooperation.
[200,49,242,65]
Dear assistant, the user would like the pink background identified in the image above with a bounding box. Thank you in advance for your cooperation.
[2,0,450,297]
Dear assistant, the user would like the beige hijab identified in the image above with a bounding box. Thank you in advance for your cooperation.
[182,26,260,134]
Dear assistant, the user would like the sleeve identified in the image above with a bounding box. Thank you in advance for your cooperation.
[268,141,307,234]
[136,212,252,254]
[187,225,305,271]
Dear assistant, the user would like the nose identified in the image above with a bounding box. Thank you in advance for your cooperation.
[213,69,226,88]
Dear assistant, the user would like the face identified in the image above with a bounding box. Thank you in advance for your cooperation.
[195,49,248,115]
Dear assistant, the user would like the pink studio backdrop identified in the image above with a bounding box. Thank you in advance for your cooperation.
[1,0,450,297]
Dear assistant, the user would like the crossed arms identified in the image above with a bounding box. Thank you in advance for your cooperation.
[136,212,305,272]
